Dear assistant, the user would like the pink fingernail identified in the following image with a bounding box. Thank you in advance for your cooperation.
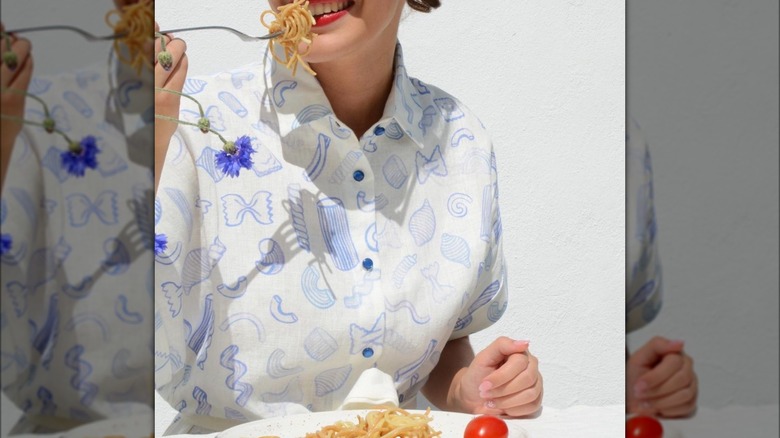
[514,339,530,346]
[670,339,685,348]
[479,381,493,392]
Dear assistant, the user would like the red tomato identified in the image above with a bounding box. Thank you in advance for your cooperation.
[626,415,664,438]
[464,415,509,438]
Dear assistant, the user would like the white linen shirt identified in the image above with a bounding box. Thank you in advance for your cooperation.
[0,57,154,433]
[154,43,508,431]
[626,118,663,333]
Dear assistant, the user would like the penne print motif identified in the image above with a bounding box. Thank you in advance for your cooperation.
[317,197,359,271]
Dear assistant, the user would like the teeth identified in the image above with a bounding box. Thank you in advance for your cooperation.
[310,1,348,17]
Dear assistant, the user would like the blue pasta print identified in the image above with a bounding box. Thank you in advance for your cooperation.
[115,295,143,324]
[450,128,475,147]
[192,386,212,415]
[394,339,437,382]
[421,262,456,303]
[216,276,248,299]
[219,313,265,342]
[417,105,437,136]
[314,364,351,397]
[301,266,336,309]
[272,80,297,107]
[218,91,248,117]
[287,184,311,252]
[270,295,298,324]
[221,191,273,226]
[183,78,208,94]
[455,280,501,331]
[357,191,388,212]
[349,313,385,355]
[304,327,338,362]
[434,97,465,122]
[63,91,93,118]
[345,269,381,309]
[181,237,226,295]
[29,77,53,95]
[188,294,215,370]
[261,377,303,403]
[266,348,303,378]
[408,200,436,247]
[382,155,409,189]
[66,191,119,227]
[230,71,254,89]
[304,133,331,182]
[385,297,430,325]
[316,197,359,271]
[220,345,254,407]
[440,233,471,267]
[415,145,447,184]
[256,238,285,275]
[294,105,332,129]
[117,80,142,108]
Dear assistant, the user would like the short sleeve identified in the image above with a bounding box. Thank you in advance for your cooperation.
[626,119,663,333]
[154,129,201,394]
[449,143,508,340]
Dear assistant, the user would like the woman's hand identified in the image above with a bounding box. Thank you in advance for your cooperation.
[154,21,188,190]
[0,23,33,189]
[627,336,698,418]
[456,337,543,417]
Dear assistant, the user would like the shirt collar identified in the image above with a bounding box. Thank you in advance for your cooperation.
[265,42,426,148]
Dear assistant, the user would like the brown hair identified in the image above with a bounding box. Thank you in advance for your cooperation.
[406,0,441,12]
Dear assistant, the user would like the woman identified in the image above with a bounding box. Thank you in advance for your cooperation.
[154,0,542,433]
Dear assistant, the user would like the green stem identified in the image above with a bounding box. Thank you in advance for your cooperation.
[155,87,205,118]
[155,32,167,52]
[3,33,10,52]
[1,87,51,118]
[154,114,228,144]
[0,114,73,144]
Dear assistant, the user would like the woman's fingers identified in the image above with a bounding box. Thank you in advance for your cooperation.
[1,35,32,89]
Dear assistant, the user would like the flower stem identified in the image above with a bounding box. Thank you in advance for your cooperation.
[3,33,10,51]
[155,87,205,118]
[0,114,73,144]
[154,114,228,144]
[0,86,51,118]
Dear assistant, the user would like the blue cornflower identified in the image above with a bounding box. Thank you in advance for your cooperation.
[0,233,11,256]
[60,135,100,177]
[215,135,255,178]
[154,233,168,256]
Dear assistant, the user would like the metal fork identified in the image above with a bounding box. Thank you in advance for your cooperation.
[4,25,128,41]
[158,26,283,42]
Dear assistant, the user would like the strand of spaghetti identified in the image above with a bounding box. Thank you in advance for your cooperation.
[105,0,153,74]
[261,0,317,76]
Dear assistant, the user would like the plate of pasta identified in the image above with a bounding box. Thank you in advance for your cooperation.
[217,408,530,438]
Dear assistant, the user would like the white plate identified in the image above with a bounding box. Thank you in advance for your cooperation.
[62,413,153,438]
[218,410,530,438]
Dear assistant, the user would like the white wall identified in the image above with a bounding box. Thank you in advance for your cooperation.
[626,0,779,408]
[155,0,626,418]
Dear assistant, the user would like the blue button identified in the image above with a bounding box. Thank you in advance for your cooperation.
[362,347,374,358]
[353,170,365,182]
[373,126,385,136]
[362,258,374,270]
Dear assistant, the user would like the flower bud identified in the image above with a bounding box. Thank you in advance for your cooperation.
[157,50,173,71]
[43,118,56,134]
[222,141,237,154]
[197,117,211,134]
[2,51,18,70]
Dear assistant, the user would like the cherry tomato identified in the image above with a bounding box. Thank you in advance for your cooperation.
[626,415,663,438]
[464,415,509,438]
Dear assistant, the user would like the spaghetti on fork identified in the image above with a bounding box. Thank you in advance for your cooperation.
[261,0,317,76]
[105,0,154,73]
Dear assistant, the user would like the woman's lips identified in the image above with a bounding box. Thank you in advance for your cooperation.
[310,1,353,27]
